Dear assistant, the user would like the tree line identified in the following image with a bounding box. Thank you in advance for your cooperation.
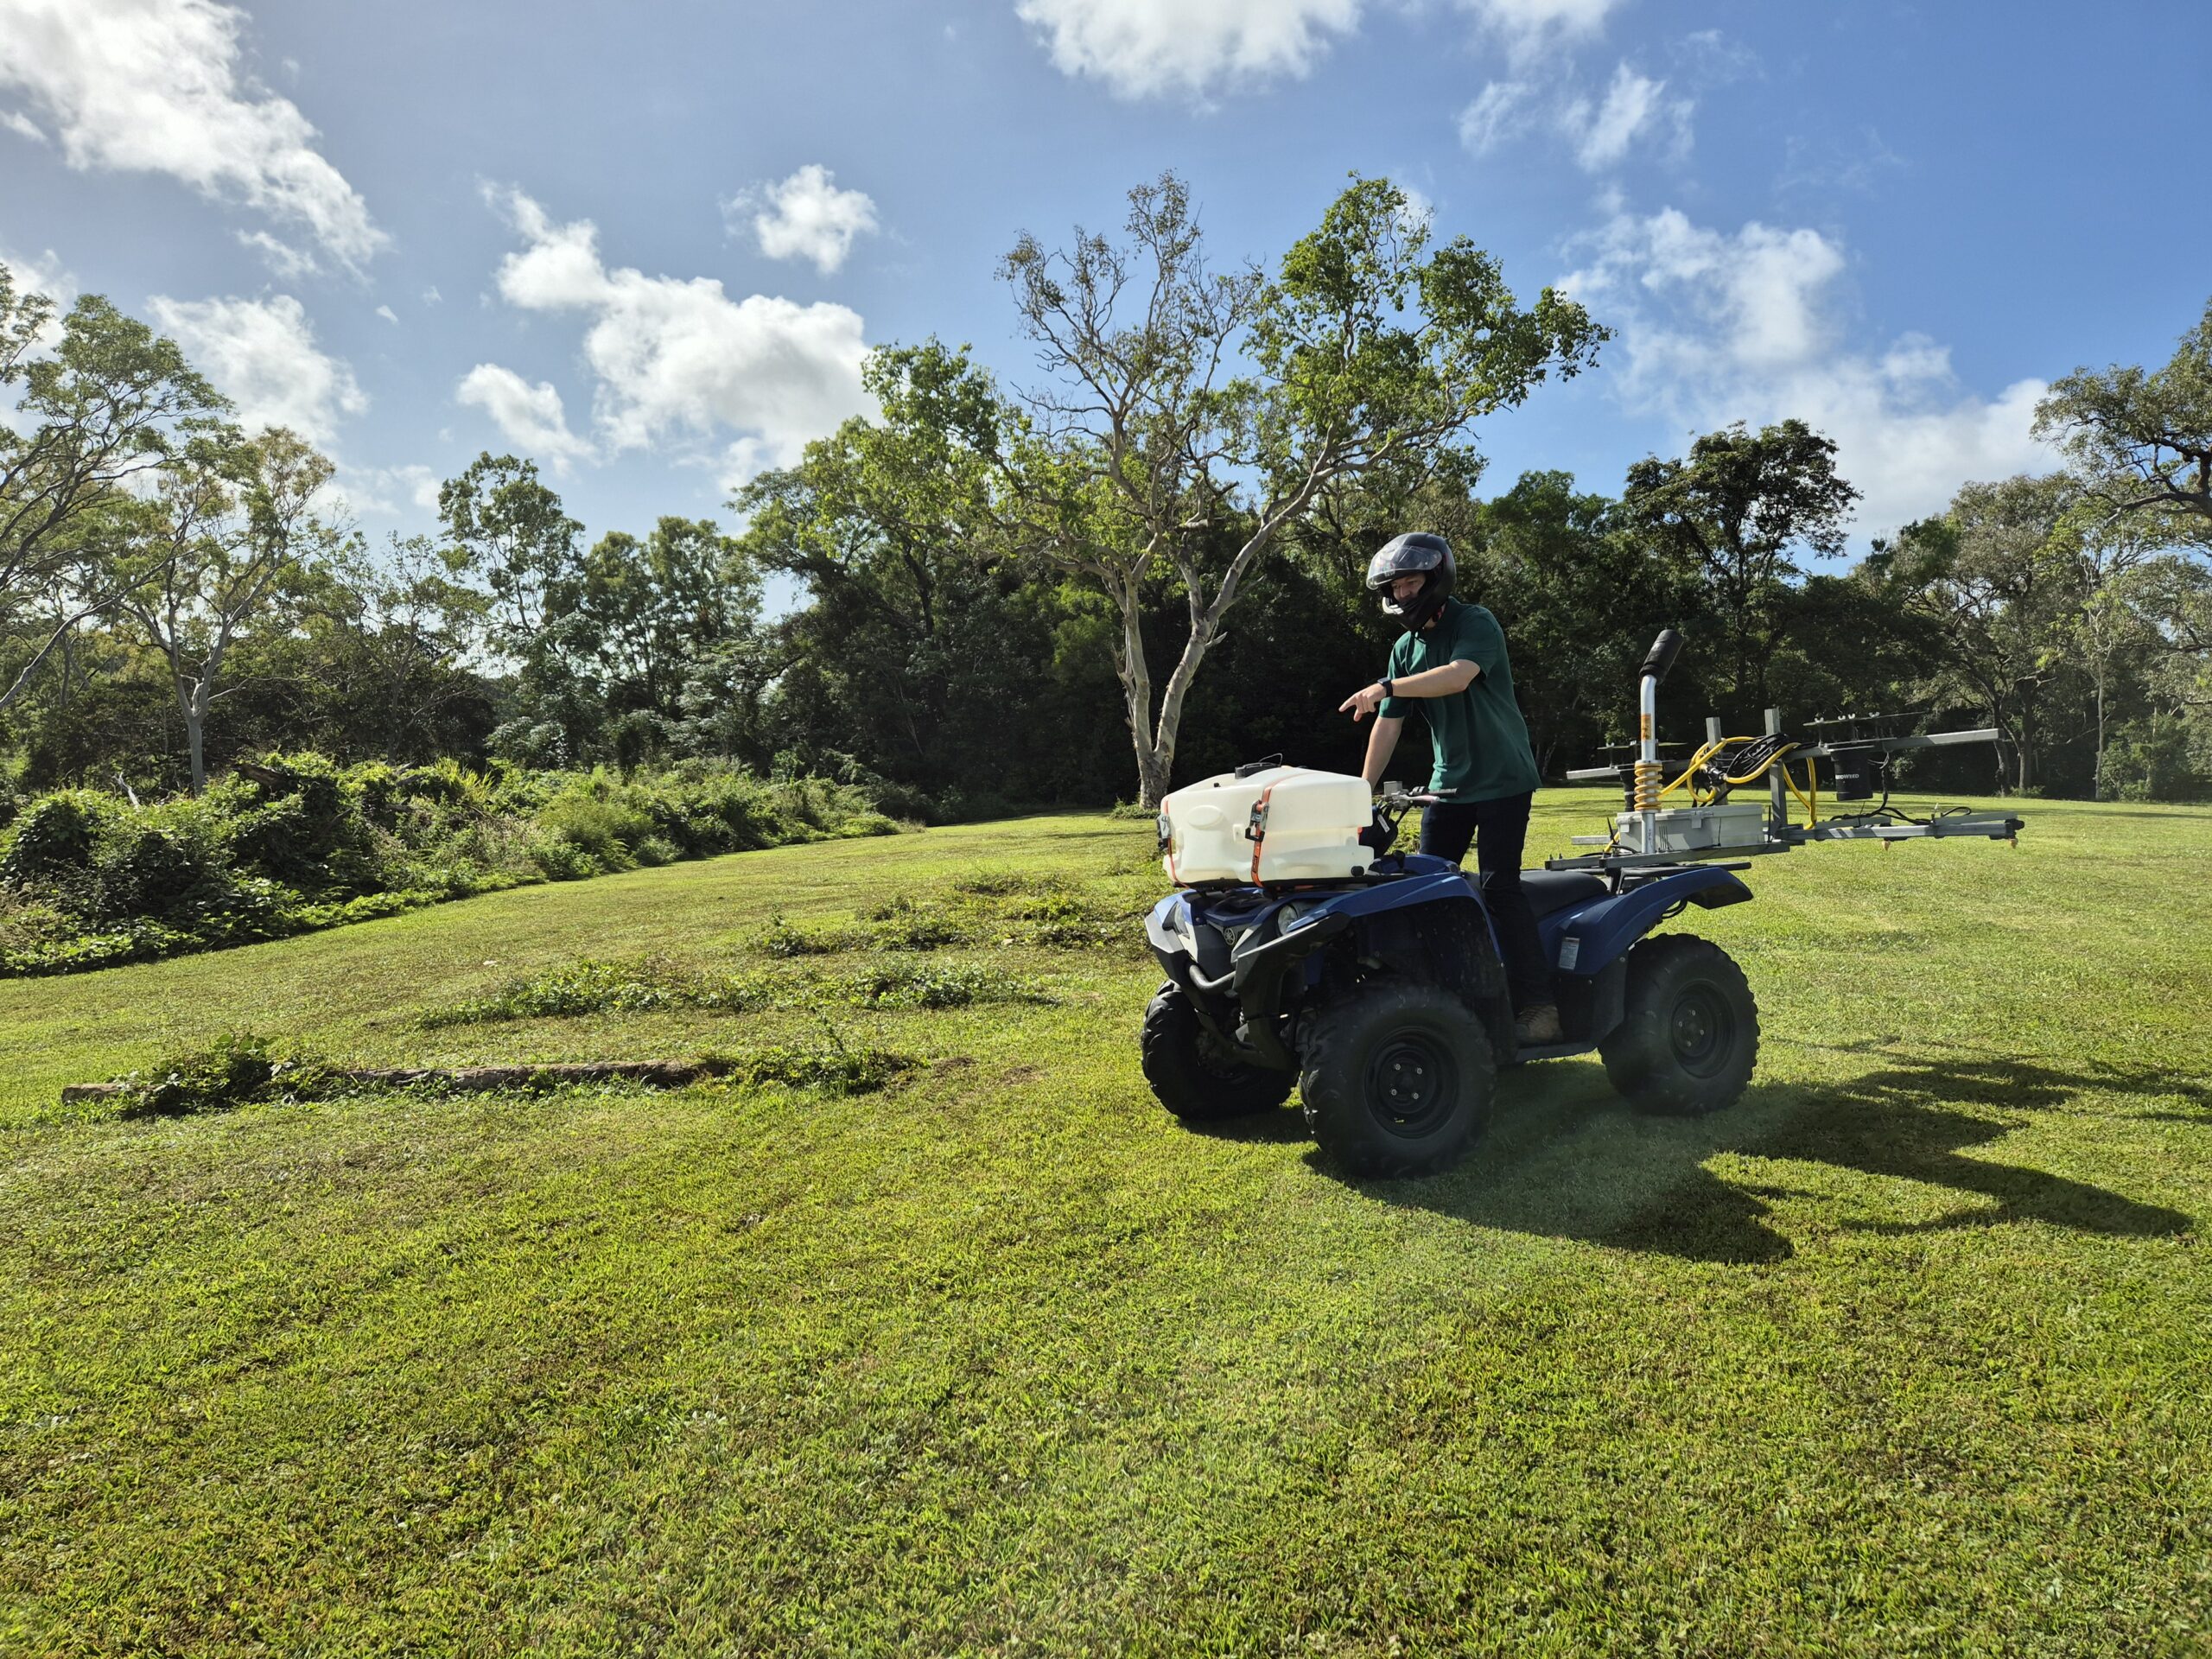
[3,175,2209,815]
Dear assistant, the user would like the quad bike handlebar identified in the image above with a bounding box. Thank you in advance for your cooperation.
[1362,783,1453,855]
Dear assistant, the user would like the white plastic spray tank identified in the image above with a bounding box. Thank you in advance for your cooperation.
[1158,766,1376,886]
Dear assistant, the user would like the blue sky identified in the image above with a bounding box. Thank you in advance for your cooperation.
[4,0,2207,559]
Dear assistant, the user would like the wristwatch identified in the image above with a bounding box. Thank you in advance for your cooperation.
[1379,677,1394,700]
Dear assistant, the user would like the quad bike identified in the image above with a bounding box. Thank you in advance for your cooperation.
[1141,630,2023,1178]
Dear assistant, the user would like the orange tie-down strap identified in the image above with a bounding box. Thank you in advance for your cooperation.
[1247,782,1280,884]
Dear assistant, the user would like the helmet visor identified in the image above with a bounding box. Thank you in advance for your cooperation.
[1364,543,1446,592]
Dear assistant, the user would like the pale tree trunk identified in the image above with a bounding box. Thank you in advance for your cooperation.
[1134,611,1222,808]
[1109,566,1166,805]
[2093,672,2107,802]
[174,674,212,795]
[1105,489,1318,807]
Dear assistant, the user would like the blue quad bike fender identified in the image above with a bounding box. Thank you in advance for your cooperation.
[1146,860,1751,1068]
[1529,864,1751,1052]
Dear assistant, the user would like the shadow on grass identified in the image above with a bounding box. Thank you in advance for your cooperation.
[1305,1049,2202,1266]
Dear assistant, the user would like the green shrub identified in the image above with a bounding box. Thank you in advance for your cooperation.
[91,825,232,925]
[537,790,651,865]
[0,791,108,882]
[710,1030,914,1095]
[951,869,1070,899]
[115,1032,323,1119]
[526,835,602,881]
[2,754,899,977]
[753,912,854,958]
[834,962,1049,1010]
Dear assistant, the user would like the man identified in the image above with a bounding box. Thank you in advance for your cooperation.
[1338,531,1561,1044]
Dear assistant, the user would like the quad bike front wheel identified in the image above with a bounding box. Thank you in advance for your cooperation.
[1142,984,1295,1121]
[1298,981,1496,1178]
[1599,933,1760,1116]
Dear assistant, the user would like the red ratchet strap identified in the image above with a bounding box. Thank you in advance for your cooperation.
[1246,783,1280,884]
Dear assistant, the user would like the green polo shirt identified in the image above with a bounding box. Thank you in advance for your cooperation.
[1379,599,1541,802]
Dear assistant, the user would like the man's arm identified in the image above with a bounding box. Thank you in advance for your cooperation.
[1389,660,1480,696]
[1360,715,1404,788]
[1338,658,1480,720]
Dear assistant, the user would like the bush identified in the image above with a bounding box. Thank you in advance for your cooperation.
[0,791,108,883]
[753,912,855,958]
[711,1029,915,1095]
[836,961,1047,1010]
[1,753,901,977]
[92,824,235,925]
[116,1032,320,1119]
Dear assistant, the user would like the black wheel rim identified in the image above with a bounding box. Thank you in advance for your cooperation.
[1669,981,1734,1078]
[1363,1029,1459,1138]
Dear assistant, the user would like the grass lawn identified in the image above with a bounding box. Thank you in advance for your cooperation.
[3,791,2209,1655]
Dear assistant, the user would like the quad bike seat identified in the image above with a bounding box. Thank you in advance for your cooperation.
[1512,869,1609,919]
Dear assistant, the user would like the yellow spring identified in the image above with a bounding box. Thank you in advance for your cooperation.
[1633,760,1662,813]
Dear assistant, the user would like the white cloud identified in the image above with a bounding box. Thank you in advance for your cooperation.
[2,106,44,141]
[0,244,74,354]
[1459,0,1624,66]
[730,164,880,275]
[332,461,441,517]
[237,227,317,278]
[455,363,592,467]
[1561,207,2055,537]
[1458,80,1535,154]
[1395,184,1434,238]
[0,0,384,269]
[1674,27,1758,85]
[1461,60,1688,170]
[486,188,870,468]
[145,291,365,445]
[1015,0,1362,99]
[374,303,397,324]
[1,243,73,305]
[421,284,442,306]
[1561,62,1687,171]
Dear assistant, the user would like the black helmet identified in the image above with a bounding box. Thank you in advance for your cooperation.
[1364,531,1455,633]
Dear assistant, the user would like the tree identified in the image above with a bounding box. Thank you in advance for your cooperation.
[1466,469,1691,769]
[1001,174,1604,804]
[295,532,499,762]
[736,341,1033,795]
[0,265,231,715]
[741,342,1004,639]
[575,519,752,716]
[116,428,340,792]
[2036,297,2212,527]
[564,518,757,768]
[1619,420,1860,716]
[2058,507,2172,799]
[435,453,585,654]
[2104,549,2212,793]
[435,454,594,762]
[1866,474,2082,792]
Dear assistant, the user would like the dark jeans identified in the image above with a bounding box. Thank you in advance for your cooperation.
[1419,791,1554,1012]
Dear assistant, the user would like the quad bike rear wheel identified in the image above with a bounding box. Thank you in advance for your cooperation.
[1298,981,1495,1178]
[1141,983,1295,1121]
[1599,933,1759,1116]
